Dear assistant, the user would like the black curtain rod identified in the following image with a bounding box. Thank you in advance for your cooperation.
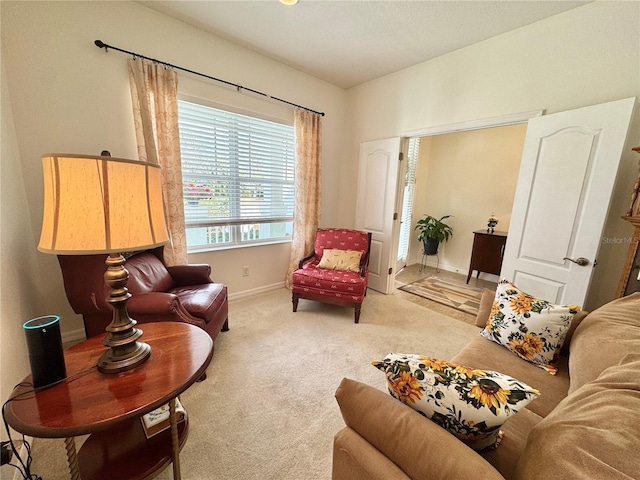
[94,40,325,117]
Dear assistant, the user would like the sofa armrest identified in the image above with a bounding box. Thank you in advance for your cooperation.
[166,264,212,286]
[127,292,180,314]
[333,427,410,480]
[335,378,504,480]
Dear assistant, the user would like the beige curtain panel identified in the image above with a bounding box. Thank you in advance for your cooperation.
[286,108,323,288]
[128,57,187,265]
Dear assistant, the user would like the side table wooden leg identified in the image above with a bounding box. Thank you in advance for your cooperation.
[169,398,181,480]
[64,437,80,480]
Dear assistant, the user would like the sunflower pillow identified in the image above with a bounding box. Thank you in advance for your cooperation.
[481,279,580,375]
[372,353,539,451]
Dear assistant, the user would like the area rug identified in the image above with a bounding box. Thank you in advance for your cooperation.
[398,276,485,316]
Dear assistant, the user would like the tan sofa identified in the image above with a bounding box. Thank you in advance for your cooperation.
[332,293,640,480]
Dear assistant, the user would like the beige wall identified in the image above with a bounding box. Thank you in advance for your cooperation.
[0,57,41,413]
[0,1,347,341]
[189,243,292,300]
[345,1,640,311]
[408,124,527,276]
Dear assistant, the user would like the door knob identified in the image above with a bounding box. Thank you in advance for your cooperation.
[563,257,589,266]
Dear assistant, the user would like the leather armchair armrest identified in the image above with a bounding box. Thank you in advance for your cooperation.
[335,378,504,480]
[127,292,180,314]
[166,264,212,286]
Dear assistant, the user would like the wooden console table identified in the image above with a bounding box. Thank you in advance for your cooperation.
[466,230,508,283]
[4,322,213,480]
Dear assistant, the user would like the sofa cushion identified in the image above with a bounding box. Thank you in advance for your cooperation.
[332,428,411,480]
[318,249,363,272]
[560,310,588,356]
[516,353,640,480]
[452,335,570,418]
[480,279,580,375]
[568,292,640,393]
[475,288,496,328]
[372,353,539,451]
[480,407,542,480]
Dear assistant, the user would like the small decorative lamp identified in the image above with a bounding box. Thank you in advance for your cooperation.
[38,153,169,373]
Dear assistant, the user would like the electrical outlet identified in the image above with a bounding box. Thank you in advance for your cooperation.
[242,266,249,277]
[1,441,12,465]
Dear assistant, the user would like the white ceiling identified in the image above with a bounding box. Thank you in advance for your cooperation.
[139,0,590,89]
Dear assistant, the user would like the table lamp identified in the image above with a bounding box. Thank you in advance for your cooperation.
[38,153,169,374]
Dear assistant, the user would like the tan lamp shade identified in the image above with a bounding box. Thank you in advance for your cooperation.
[38,154,169,254]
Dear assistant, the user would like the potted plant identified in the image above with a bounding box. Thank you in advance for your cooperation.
[415,214,453,255]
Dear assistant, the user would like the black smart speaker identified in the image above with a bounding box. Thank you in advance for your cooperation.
[23,315,67,389]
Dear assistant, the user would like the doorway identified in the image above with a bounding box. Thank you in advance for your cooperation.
[396,136,420,272]
[395,112,539,287]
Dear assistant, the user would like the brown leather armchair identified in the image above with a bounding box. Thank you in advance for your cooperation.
[57,246,229,341]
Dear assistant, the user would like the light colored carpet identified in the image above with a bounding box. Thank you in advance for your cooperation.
[27,287,478,480]
[399,276,485,316]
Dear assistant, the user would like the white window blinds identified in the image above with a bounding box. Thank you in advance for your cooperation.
[398,137,420,262]
[178,100,295,229]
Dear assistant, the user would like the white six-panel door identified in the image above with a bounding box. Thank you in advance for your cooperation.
[501,97,635,306]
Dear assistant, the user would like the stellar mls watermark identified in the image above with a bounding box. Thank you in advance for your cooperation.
[602,236,632,244]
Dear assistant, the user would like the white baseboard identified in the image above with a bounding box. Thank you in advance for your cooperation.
[228,282,285,301]
[406,257,462,275]
[60,284,286,344]
[405,258,500,284]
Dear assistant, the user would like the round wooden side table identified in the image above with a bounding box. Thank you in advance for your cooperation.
[4,322,213,480]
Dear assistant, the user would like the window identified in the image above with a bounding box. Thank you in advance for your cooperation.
[398,137,420,264]
[178,100,294,250]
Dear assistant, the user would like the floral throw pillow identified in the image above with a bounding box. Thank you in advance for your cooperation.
[372,353,540,451]
[480,279,581,375]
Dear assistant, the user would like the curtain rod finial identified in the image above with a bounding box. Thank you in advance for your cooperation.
[95,40,106,49]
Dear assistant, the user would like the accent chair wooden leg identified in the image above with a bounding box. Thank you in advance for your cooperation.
[354,306,361,324]
[222,318,230,332]
[292,293,299,312]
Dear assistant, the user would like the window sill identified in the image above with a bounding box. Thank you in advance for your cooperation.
[187,238,292,254]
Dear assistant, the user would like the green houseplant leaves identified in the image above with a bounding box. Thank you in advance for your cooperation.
[415,215,453,255]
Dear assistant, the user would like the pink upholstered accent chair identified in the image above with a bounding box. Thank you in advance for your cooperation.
[291,228,372,323]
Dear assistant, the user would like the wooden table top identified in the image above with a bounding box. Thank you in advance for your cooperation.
[4,322,213,438]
